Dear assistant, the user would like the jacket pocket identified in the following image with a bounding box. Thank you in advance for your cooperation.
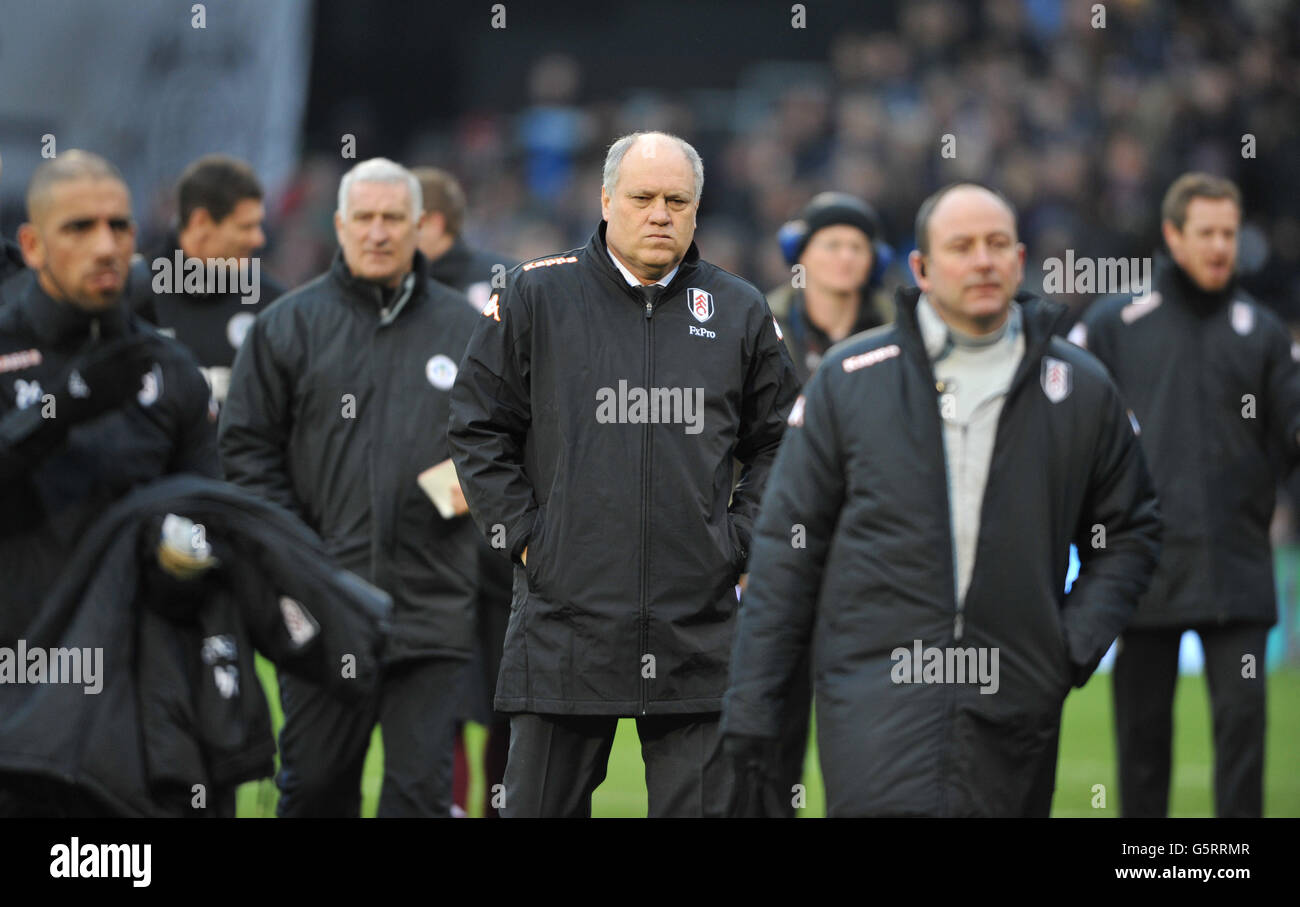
[523,505,548,596]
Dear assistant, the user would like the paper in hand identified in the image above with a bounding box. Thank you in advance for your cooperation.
[418,458,462,519]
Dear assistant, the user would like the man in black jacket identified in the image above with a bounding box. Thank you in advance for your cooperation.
[723,183,1162,817]
[1075,173,1300,817]
[126,155,283,409]
[0,151,220,648]
[220,157,481,817]
[449,131,799,817]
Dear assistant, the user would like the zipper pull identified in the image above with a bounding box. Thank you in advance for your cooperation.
[91,318,100,341]
[954,612,964,641]
[644,298,653,319]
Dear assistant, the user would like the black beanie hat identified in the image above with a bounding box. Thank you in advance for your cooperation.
[782,192,882,265]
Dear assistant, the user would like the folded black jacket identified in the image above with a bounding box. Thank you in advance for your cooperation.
[0,475,391,817]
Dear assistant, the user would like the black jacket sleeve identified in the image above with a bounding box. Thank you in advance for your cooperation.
[723,369,845,739]
[1064,377,1162,686]
[448,275,537,562]
[1260,314,1300,468]
[728,308,800,567]
[218,314,304,519]
[168,357,222,478]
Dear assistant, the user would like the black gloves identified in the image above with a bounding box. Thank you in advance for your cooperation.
[722,733,789,817]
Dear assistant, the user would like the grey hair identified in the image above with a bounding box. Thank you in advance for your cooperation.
[337,157,422,220]
[602,132,703,201]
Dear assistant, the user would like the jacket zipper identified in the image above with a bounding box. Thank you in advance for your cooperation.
[639,292,654,715]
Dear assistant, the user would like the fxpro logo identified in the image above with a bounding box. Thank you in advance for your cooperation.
[595,380,705,435]
[50,838,151,888]
[151,251,261,304]
[891,639,999,695]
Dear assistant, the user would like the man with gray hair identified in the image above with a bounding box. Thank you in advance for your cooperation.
[220,157,482,816]
[450,132,798,816]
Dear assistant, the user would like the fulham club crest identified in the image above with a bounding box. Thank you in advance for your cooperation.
[1041,356,1072,404]
[687,288,714,323]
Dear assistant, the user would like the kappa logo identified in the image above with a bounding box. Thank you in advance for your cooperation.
[521,255,577,271]
[1041,356,1072,403]
[426,353,458,391]
[787,394,806,427]
[772,317,784,341]
[482,293,501,322]
[0,348,42,375]
[841,344,901,373]
[14,378,42,410]
[687,288,714,323]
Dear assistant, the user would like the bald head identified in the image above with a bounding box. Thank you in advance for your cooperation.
[602,132,703,201]
[26,150,128,226]
[914,183,1017,257]
[600,132,703,283]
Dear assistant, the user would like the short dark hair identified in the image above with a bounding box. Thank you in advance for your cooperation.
[914,182,1018,257]
[412,167,466,237]
[177,155,263,228]
[1161,172,1241,231]
[27,150,126,223]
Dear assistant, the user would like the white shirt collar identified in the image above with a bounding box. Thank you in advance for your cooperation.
[917,293,1021,361]
[607,246,679,288]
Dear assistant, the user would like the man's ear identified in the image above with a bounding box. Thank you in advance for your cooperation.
[17,222,42,270]
[909,249,928,287]
[600,186,611,222]
[1161,219,1180,254]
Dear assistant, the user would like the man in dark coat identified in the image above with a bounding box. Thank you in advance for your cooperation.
[220,158,480,818]
[449,131,799,817]
[723,183,1162,817]
[1075,173,1300,817]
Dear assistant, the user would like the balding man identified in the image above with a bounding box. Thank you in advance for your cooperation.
[0,151,219,646]
[723,183,1162,816]
[449,131,799,817]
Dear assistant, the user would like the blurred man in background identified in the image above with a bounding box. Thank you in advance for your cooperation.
[1075,173,1300,817]
[128,155,283,408]
[450,131,798,817]
[413,164,516,817]
[0,150,219,648]
[220,158,480,817]
[724,183,1161,816]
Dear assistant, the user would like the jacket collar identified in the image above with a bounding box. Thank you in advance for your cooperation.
[1155,254,1237,317]
[19,277,130,347]
[586,221,700,302]
[328,248,430,321]
[894,285,1066,393]
[1,236,24,277]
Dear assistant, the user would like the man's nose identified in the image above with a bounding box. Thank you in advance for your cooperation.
[972,242,995,269]
[648,200,671,223]
[90,222,119,258]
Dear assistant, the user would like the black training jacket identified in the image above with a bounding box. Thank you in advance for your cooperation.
[723,287,1161,816]
[219,250,480,662]
[1076,258,1300,628]
[0,281,220,645]
[0,236,24,290]
[0,476,391,817]
[449,222,800,715]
